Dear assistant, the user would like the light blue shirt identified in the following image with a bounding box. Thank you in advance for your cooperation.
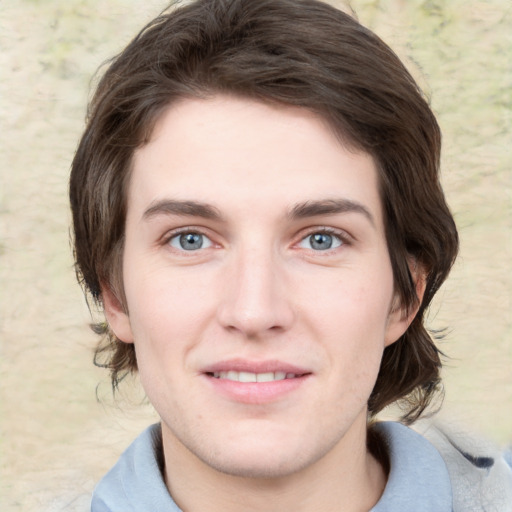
[91,421,511,511]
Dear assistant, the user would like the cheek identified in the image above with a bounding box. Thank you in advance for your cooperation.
[305,272,393,385]
[122,264,220,378]
[306,272,393,337]
[125,257,212,324]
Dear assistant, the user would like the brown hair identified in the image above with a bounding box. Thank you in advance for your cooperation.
[70,0,458,423]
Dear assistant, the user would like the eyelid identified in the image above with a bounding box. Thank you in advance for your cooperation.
[159,225,352,252]
[294,226,353,250]
[170,232,212,250]
[161,226,218,249]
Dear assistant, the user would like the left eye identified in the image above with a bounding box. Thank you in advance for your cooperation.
[298,232,343,251]
[168,232,213,251]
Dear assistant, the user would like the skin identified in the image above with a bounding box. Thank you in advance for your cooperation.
[103,96,418,511]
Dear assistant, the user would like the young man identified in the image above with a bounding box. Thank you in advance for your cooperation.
[70,0,512,510]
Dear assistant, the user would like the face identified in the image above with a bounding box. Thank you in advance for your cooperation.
[104,96,411,479]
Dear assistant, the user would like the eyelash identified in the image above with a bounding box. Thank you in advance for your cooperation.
[295,227,350,252]
[162,226,351,254]
[162,228,215,252]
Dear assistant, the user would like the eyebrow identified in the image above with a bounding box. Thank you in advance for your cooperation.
[142,199,223,221]
[142,197,374,226]
[288,198,375,226]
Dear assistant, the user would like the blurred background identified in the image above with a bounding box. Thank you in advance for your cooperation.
[1,0,510,510]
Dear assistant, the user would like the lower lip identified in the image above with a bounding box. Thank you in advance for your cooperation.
[203,374,310,404]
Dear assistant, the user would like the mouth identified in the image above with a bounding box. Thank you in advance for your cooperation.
[207,371,305,382]
[201,360,311,404]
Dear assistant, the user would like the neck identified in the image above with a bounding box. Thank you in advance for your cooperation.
[162,416,387,512]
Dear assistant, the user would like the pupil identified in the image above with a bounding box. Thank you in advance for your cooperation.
[180,233,202,250]
[311,233,332,250]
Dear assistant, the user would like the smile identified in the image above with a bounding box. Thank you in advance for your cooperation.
[211,371,298,382]
[202,360,311,404]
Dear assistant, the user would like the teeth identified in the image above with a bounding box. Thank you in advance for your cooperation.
[227,370,238,381]
[213,371,296,382]
[256,372,273,382]
[239,371,256,383]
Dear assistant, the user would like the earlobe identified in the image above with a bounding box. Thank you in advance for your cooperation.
[101,284,134,344]
[384,263,426,347]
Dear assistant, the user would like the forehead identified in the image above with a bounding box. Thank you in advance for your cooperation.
[128,95,382,224]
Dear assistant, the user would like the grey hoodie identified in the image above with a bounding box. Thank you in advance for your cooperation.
[91,421,512,511]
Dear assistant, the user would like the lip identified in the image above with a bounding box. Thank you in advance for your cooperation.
[201,358,310,375]
[201,359,312,405]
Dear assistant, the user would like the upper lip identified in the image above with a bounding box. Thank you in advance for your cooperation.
[201,359,311,375]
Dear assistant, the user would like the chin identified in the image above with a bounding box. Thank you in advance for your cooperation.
[201,451,310,480]
[193,433,331,480]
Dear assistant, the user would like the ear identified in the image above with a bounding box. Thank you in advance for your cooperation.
[101,284,134,344]
[384,262,426,347]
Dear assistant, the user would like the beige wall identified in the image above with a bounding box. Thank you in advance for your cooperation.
[1,1,510,510]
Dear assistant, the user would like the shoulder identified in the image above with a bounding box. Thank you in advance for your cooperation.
[415,421,512,512]
[373,420,512,512]
[91,424,180,512]
[371,421,453,511]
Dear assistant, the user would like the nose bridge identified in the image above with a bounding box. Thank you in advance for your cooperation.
[217,239,293,336]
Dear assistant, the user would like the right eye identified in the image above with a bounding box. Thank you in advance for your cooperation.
[296,230,345,251]
[168,232,213,251]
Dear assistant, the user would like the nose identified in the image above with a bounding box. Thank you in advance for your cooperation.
[216,245,295,339]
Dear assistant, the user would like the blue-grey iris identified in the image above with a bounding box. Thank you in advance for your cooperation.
[310,233,333,250]
[180,233,203,250]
